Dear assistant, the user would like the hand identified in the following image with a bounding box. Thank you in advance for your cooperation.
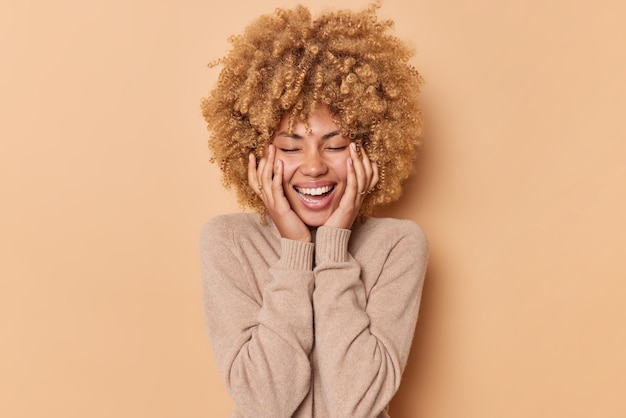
[248,145,312,242]
[323,142,379,230]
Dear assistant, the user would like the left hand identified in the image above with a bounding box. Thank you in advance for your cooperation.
[323,142,379,230]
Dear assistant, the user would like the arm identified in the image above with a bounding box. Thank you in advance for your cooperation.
[200,218,315,417]
[312,222,428,417]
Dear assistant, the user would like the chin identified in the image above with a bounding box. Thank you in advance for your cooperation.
[301,215,330,228]
[292,208,334,228]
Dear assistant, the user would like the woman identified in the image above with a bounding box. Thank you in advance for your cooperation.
[200,3,427,417]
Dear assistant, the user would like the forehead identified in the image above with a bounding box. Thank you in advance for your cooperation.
[276,105,340,135]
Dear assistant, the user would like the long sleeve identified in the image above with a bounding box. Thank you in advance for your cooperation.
[312,221,428,417]
[200,216,315,417]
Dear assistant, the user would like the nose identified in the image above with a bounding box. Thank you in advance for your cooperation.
[300,149,328,177]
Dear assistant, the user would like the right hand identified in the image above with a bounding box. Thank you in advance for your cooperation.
[248,144,312,242]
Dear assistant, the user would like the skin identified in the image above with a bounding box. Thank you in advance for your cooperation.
[248,105,379,242]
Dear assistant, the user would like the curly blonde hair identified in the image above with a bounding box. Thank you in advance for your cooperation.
[201,2,423,217]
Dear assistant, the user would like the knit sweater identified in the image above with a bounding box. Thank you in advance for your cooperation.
[200,213,428,418]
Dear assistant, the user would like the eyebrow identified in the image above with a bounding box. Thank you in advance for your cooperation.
[276,130,341,140]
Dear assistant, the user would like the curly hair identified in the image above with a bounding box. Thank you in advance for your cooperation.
[201,2,423,217]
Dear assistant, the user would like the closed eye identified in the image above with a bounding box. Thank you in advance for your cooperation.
[326,146,348,151]
[278,148,301,153]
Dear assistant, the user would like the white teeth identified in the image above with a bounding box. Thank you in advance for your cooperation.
[297,186,332,196]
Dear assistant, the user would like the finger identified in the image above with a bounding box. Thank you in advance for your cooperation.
[272,159,285,202]
[248,153,261,194]
[260,144,275,202]
[350,142,367,197]
[359,145,374,187]
[359,146,378,192]
[261,144,275,181]
[343,156,358,202]
[369,160,379,191]
[257,154,267,187]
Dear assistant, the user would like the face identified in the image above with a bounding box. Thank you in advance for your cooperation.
[272,106,351,228]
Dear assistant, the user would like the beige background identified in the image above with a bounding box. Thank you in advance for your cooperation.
[2,0,625,417]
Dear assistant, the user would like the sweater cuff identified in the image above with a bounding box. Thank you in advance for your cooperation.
[276,238,315,271]
[315,226,351,264]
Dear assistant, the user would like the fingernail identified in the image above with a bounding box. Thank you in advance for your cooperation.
[348,158,353,166]
[351,143,356,151]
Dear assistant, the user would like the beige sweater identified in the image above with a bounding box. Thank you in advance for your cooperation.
[200,213,428,418]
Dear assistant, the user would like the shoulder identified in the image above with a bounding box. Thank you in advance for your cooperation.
[352,217,428,260]
[356,217,427,244]
[201,212,259,237]
[200,213,259,250]
[199,212,280,256]
[202,213,255,233]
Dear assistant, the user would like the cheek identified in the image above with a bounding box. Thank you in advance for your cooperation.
[329,155,349,183]
[280,160,298,185]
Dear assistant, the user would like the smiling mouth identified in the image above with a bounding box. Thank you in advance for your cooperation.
[294,185,335,202]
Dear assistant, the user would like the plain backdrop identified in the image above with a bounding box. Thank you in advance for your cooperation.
[2,0,625,417]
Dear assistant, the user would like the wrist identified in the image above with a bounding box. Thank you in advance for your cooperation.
[276,238,315,270]
[314,226,351,264]
[276,224,311,242]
